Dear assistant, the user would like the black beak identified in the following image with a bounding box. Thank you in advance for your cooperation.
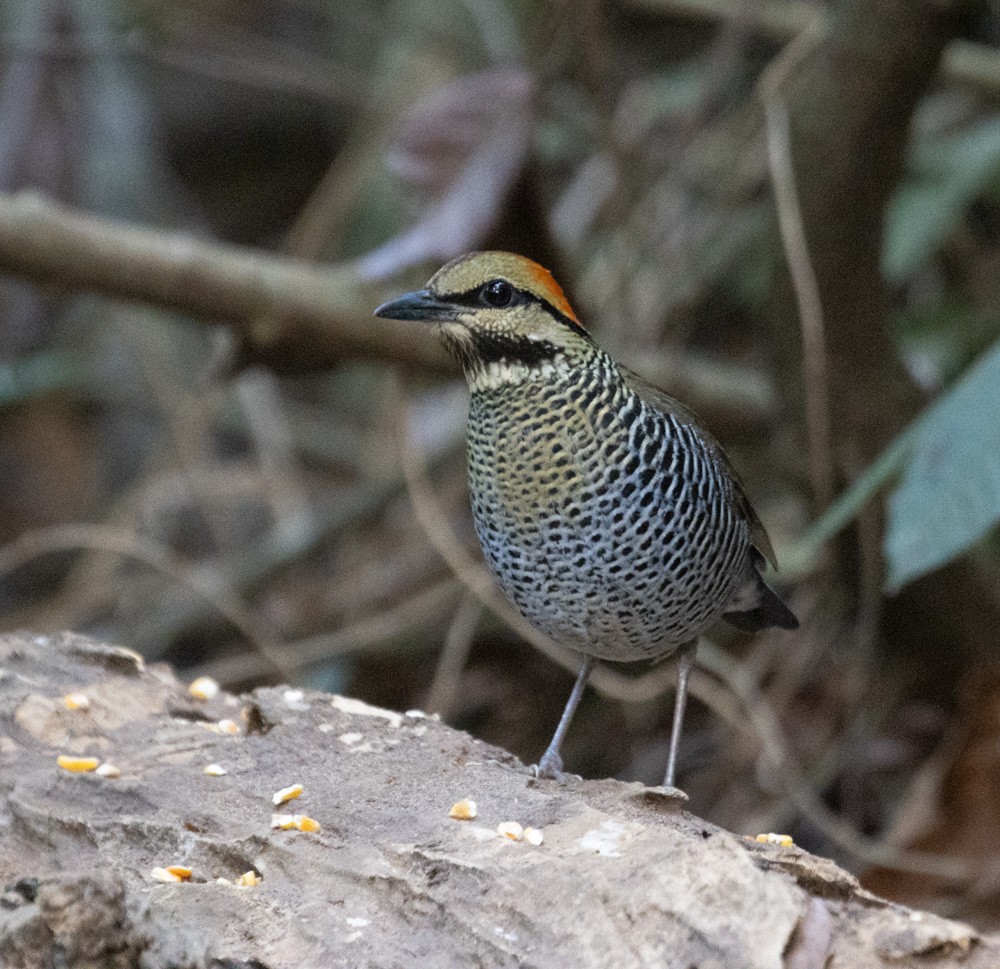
[374,289,460,322]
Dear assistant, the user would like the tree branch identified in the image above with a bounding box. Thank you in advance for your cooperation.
[0,190,451,374]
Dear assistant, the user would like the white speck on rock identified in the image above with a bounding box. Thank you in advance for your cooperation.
[579,820,625,857]
[465,824,500,842]
[331,695,403,728]
[283,689,307,708]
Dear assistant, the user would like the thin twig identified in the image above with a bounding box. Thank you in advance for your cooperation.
[286,577,461,670]
[425,592,483,716]
[235,370,313,537]
[280,68,392,263]
[182,578,462,685]
[697,639,969,882]
[624,0,1000,101]
[130,319,240,556]
[95,467,419,654]
[0,523,294,681]
[759,29,835,510]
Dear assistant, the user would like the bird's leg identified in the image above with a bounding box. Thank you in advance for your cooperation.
[663,640,697,789]
[535,656,596,779]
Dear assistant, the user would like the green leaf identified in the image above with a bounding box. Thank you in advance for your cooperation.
[885,338,1000,591]
[884,118,1000,282]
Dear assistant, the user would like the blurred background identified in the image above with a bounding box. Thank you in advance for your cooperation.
[1,0,999,927]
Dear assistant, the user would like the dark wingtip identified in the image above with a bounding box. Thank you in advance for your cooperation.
[723,584,798,633]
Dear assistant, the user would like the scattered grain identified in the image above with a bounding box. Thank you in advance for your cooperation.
[188,676,220,700]
[272,783,303,805]
[56,755,100,773]
[449,799,478,821]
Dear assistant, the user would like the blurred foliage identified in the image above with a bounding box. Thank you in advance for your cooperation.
[886,338,1000,591]
[0,0,999,929]
[886,113,1000,283]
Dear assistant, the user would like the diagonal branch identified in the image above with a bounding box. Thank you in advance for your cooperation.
[0,190,450,374]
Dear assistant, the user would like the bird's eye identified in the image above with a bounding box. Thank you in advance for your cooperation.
[481,279,514,308]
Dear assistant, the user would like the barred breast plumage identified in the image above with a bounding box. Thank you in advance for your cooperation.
[467,351,750,662]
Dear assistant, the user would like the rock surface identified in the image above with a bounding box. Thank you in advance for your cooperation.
[0,631,993,968]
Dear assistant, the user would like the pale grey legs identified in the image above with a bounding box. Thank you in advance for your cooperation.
[664,640,697,789]
[536,641,695,788]
[535,656,596,779]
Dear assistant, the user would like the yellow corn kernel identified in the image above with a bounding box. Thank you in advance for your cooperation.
[165,866,192,880]
[236,870,261,887]
[755,833,794,847]
[150,867,181,883]
[63,693,90,711]
[272,783,303,805]
[188,676,220,700]
[449,799,478,821]
[497,821,523,841]
[57,755,100,773]
[271,813,320,832]
[523,827,544,846]
[203,763,227,776]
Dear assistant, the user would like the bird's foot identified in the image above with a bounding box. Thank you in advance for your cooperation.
[535,748,562,778]
[649,783,688,803]
[529,751,581,782]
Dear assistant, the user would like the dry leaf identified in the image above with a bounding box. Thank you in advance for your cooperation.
[359,69,533,280]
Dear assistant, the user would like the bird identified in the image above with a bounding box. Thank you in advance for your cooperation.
[375,251,797,789]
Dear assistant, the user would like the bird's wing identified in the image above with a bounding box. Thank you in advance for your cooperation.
[619,366,778,570]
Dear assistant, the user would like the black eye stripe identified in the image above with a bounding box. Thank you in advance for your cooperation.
[438,284,593,340]
[441,283,527,310]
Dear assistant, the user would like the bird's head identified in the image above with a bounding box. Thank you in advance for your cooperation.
[374,251,594,389]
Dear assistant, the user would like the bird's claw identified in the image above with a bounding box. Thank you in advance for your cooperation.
[529,754,582,783]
